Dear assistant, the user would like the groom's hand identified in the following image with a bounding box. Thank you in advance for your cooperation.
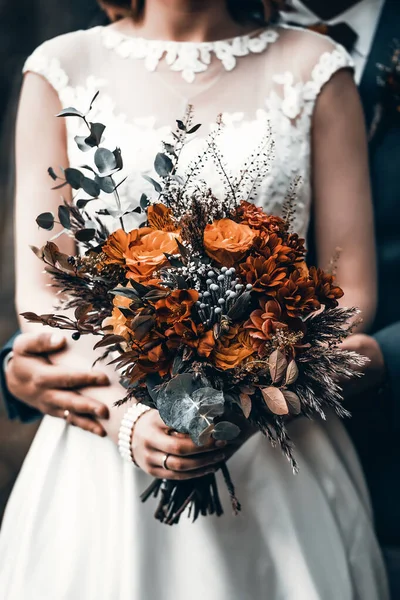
[340,334,386,398]
[5,332,110,436]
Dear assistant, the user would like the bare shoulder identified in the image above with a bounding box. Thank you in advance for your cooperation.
[275,25,354,79]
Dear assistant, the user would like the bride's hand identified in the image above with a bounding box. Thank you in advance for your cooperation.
[133,410,229,480]
[132,410,257,480]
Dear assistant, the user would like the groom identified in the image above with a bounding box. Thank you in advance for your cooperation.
[1,0,400,579]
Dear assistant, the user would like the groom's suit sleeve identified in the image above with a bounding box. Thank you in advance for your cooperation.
[0,332,42,422]
[374,322,400,424]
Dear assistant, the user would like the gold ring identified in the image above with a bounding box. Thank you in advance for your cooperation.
[63,409,70,420]
[162,453,170,471]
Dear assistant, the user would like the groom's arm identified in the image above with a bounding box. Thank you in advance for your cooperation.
[0,332,42,422]
[374,321,400,424]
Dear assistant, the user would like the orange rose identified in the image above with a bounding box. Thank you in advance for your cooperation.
[212,325,255,370]
[204,219,256,267]
[125,230,181,282]
[147,203,178,232]
[102,295,132,340]
[102,228,151,264]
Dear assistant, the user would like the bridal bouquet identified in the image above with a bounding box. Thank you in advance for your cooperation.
[24,95,364,524]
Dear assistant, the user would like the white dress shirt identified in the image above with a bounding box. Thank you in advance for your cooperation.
[280,0,385,83]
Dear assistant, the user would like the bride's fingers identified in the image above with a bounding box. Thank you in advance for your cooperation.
[148,460,220,481]
[151,449,226,473]
[149,428,226,456]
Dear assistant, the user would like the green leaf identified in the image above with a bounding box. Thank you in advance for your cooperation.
[48,167,58,181]
[140,193,150,209]
[56,107,85,119]
[87,91,100,113]
[176,120,186,131]
[187,124,201,135]
[227,291,252,321]
[212,421,241,441]
[154,152,173,178]
[58,206,71,229]
[75,228,96,243]
[94,148,117,175]
[36,212,54,230]
[95,174,115,194]
[89,122,105,145]
[81,177,100,198]
[154,374,225,445]
[143,174,162,193]
[64,167,84,190]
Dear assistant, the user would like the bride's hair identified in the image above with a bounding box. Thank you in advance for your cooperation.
[99,1,284,23]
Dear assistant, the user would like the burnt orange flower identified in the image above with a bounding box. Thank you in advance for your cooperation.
[204,218,256,267]
[147,203,178,232]
[310,267,344,308]
[125,230,181,282]
[165,320,215,358]
[236,201,288,235]
[102,295,132,341]
[277,271,320,318]
[155,289,199,324]
[239,256,287,294]
[211,325,255,370]
[253,232,297,265]
[244,298,288,356]
[102,228,151,265]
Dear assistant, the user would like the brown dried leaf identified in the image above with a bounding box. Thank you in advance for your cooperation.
[282,390,301,415]
[43,241,60,266]
[285,360,299,385]
[261,386,289,416]
[130,314,155,341]
[30,245,44,260]
[268,349,288,384]
[239,393,252,418]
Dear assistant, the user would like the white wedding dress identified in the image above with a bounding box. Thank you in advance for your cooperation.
[0,23,389,600]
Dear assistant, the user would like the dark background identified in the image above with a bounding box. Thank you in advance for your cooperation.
[0,0,104,523]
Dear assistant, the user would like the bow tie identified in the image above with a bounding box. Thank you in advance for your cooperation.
[307,22,359,53]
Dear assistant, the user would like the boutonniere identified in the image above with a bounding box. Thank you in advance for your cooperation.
[369,40,400,144]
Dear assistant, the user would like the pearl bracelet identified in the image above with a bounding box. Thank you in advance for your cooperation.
[118,403,152,465]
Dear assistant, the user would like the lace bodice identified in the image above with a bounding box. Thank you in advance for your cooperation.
[23,23,353,238]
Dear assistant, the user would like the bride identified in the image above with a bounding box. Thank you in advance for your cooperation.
[0,0,389,598]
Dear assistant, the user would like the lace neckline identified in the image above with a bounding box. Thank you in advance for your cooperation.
[99,26,280,83]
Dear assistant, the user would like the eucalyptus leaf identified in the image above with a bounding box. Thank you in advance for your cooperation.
[176,119,186,131]
[140,193,150,209]
[36,212,54,230]
[95,174,115,194]
[74,135,94,152]
[64,167,84,190]
[94,148,117,175]
[48,167,58,181]
[143,174,162,193]
[154,152,173,178]
[58,206,71,229]
[89,122,105,146]
[75,228,96,243]
[56,107,84,119]
[81,177,100,198]
[155,374,225,445]
[212,421,241,441]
